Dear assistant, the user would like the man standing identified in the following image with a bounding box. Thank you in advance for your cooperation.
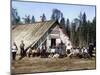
[88,43,94,57]
[12,42,18,60]
[20,40,25,58]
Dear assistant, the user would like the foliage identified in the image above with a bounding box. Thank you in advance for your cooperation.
[11,8,21,25]
[51,9,62,21]
[70,12,96,47]
[41,13,46,22]
[31,15,35,23]
[60,13,65,28]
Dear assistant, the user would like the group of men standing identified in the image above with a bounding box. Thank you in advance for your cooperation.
[12,40,25,60]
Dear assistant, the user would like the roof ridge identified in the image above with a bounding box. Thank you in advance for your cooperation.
[12,20,56,26]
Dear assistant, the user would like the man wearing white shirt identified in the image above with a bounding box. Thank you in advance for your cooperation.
[12,42,18,60]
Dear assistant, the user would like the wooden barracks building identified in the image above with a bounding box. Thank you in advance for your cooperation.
[12,20,72,54]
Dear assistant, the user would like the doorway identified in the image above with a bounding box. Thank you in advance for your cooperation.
[51,38,56,48]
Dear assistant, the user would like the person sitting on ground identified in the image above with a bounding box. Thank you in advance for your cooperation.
[26,47,32,57]
[66,44,71,54]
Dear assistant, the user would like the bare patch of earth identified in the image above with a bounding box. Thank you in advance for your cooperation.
[11,57,96,74]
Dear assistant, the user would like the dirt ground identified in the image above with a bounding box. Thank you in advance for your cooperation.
[11,56,96,74]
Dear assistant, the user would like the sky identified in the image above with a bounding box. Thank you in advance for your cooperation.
[12,1,96,22]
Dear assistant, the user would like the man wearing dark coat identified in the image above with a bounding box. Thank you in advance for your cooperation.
[88,43,94,57]
[20,40,25,57]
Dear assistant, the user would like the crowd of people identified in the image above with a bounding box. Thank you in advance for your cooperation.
[68,43,96,59]
[12,40,96,60]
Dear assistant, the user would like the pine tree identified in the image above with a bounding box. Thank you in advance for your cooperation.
[66,18,70,38]
[51,9,61,21]
[41,13,46,22]
[12,8,20,25]
[31,15,35,23]
[60,13,65,28]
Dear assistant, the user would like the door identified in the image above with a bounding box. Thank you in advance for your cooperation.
[51,38,56,48]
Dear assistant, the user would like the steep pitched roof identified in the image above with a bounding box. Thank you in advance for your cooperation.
[12,20,58,50]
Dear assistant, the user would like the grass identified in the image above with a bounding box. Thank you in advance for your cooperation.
[11,57,96,74]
